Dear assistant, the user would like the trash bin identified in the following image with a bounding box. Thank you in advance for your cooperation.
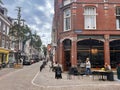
[117,65,120,79]
[107,72,114,81]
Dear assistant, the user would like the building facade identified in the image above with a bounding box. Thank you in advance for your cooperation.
[0,5,12,65]
[52,0,120,71]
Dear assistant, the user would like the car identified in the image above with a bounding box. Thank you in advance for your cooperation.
[22,56,31,65]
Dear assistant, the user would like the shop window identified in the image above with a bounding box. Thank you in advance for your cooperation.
[84,7,96,29]
[116,7,120,30]
[64,9,71,31]
[3,54,7,63]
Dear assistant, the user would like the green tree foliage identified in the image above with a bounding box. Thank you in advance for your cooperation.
[29,31,42,51]
[42,45,47,57]
[0,0,3,4]
[9,22,42,50]
[9,6,42,51]
[9,22,31,41]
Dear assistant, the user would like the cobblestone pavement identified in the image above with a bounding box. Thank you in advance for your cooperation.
[0,62,120,90]
[0,67,17,78]
[31,61,120,90]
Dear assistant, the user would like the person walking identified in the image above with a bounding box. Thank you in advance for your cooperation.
[40,64,44,72]
[85,57,92,76]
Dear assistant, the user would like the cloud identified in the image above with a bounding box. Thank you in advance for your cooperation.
[23,8,31,14]
[3,0,54,46]
[33,16,42,25]
[37,6,45,12]
[35,1,54,19]
[28,24,39,32]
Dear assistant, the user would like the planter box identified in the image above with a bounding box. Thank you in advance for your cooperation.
[14,63,23,69]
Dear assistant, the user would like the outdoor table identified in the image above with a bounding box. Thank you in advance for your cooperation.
[92,70,114,81]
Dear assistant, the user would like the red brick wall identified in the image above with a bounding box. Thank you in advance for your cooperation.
[54,0,120,69]
[74,2,118,31]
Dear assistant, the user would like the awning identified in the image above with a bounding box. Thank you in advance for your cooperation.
[0,47,11,54]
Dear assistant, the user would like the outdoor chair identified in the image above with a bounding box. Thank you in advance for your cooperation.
[67,67,83,79]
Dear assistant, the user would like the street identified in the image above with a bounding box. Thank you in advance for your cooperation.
[0,61,120,90]
[0,62,40,90]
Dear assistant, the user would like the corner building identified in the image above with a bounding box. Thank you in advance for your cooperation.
[52,0,120,71]
[0,6,12,65]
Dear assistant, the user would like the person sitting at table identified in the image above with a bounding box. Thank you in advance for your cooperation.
[104,63,111,71]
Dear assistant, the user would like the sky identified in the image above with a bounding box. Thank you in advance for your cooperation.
[2,0,54,46]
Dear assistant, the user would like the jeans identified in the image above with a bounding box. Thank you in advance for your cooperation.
[85,68,92,75]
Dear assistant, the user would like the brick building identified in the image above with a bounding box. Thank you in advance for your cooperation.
[0,5,12,65]
[52,0,120,71]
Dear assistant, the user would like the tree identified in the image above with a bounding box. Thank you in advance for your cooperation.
[42,45,47,57]
[0,0,3,4]
[29,31,42,51]
[9,22,31,49]
[9,23,31,39]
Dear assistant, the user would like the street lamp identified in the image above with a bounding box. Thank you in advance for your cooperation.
[91,48,98,54]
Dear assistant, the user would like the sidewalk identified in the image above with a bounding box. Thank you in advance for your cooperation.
[0,67,17,77]
[33,61,120,90]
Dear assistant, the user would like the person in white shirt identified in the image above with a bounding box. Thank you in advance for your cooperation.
[104,63,111,71]
[85,58,92,75]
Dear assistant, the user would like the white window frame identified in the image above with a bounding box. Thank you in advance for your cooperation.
[0,20,1,32]
[2,37,5,48]
[104,0,108,2]
[64,9,71,31]
[116,7,120,30]
[84,7,97,29]
[6,40,9,49]
[64,0,71,6]
[3,24,6,34]
[0,21,1,27]
[6,26,9,35]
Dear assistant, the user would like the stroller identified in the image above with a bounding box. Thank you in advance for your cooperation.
[55,66,62,79]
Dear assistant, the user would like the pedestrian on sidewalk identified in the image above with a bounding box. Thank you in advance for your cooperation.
[52,61,58,72]
[40,64,44,72]
[85,57,92,76]
[40,61,46,72]
[49,62,54,72]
